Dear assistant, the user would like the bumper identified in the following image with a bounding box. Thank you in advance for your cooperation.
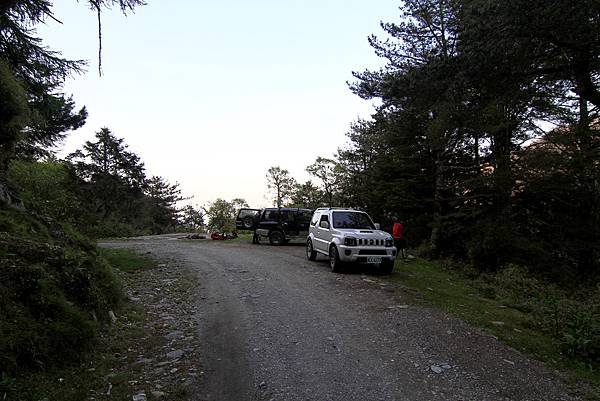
[256,229,270,237]
[337,245,397,263]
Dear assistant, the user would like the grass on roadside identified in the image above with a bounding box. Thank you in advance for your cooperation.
[9,248,161,401]
[11,303,151,401]
[98,247,158,273]
[389,257,600,399]
[230,232,254,243]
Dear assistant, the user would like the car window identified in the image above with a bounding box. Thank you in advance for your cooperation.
[298,210,312,224]
[319,214,329,223]
[238,209,258,219]
[281,210,295,222]
[310,212,320,226]
[263,210,279,221]
[332,211,375,229]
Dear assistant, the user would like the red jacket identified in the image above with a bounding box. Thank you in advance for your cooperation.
[392,222,404,240]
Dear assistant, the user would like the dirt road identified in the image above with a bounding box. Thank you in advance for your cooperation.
[102,235,579,401]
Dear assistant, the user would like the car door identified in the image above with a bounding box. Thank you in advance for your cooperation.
[235,208,261,230]
[314,213,332,252]
[296,209,312,236]
[280,209,297,236]
[257,209,280,233]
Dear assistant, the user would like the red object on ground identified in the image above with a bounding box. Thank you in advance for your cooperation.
[211,232,226,240]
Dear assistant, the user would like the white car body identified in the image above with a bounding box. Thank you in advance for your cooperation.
[306,208,397,272]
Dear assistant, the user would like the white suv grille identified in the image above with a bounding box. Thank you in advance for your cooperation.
[357,238,383,246]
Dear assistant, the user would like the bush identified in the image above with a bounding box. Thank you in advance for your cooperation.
[414,241,435,259]
[562,307,600,363]
[467,219,515,271]
[0,206,122,384]
[473,264,600,365]
[84,219,145,239]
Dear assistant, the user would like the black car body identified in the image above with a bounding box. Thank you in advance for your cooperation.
[235,207,313,245]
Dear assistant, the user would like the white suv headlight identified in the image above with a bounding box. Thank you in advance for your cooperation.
[344,237,357,246]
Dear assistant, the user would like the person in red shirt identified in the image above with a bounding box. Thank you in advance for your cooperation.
[392,217,406,258]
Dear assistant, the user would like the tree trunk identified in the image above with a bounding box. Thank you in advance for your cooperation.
[276,186,281,208]
[493,126,513,212]
[429,154,444,254]
[573,50,600,109]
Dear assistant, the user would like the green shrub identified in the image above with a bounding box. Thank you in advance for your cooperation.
[561,304,600,364]
[8,160,84,225]
[414,241,435,259]
[98,248,156,273]
[472,264,600,366]
[0,205,122,385]
[467,219,514,271]
[84,219,142,239]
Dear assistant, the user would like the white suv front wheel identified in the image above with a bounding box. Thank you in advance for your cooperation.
[379,259,394,275]
[306,239,317,261]
[329,245,343,273]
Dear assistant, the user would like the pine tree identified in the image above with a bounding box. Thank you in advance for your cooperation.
[0,0,144,176]
[306,157,341,207]
[144,176,183,234]
[266,166,296,208]
[67,128,146,227]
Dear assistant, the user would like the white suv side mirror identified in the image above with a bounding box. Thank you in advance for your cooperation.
[374,223,381,230]
[319,221,330,229]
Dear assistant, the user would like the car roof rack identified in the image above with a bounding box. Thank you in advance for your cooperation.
[315,207,355,211]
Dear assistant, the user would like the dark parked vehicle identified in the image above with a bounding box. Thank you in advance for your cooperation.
[235,208,313,245]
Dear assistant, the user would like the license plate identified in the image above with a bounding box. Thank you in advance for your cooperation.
[367,257,382,264]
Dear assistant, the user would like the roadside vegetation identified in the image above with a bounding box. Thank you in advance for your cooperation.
[0,206,120,398]
[98,248,158,273]
[391,257,600,398]
[5,248,165,401]
[0,1,184,398]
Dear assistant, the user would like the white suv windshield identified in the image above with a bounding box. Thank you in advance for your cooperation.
[332,212,375,229]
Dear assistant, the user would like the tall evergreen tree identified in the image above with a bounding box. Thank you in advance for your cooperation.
[350,0,473,252]
[306,157,341,207]
[179,205,204,230]
[144,176,183,234]
[0,0,144,179]
[67,128,146,228]
[266,166,296,208]
[289,180,325,209]
[342,0,599,274]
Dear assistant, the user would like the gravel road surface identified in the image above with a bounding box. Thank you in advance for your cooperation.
[103,235,580,401]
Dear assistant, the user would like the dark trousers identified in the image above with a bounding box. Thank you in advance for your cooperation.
[394,238,406,257]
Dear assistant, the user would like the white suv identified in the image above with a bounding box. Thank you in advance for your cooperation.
[306,208,397,274]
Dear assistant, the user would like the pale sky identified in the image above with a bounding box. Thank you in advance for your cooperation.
[39,0,398,208]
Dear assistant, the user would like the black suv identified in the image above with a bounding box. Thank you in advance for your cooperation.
[235,208,313,245]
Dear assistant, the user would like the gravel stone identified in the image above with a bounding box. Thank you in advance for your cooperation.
[100,234,583,401]
[166,349,184,360]
[431,365,444,374]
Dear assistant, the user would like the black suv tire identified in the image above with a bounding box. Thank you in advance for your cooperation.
[242,216,255,229]
[269,230,285,246]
